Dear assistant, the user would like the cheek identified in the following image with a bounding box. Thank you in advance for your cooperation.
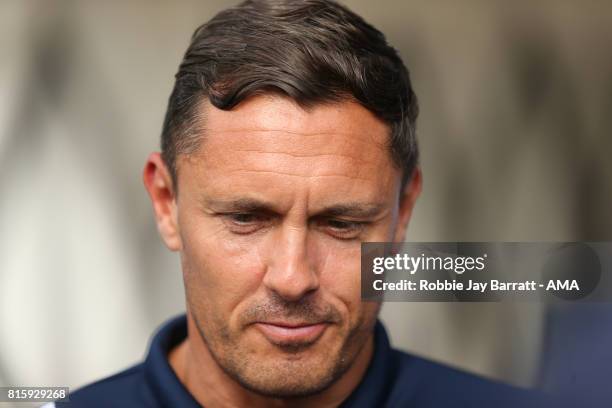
[179,216,265,321]
[317,240,363,319]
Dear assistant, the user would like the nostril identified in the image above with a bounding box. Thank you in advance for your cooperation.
[262,264,319,302]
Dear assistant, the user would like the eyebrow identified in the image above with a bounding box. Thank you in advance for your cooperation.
[202,198,387,219]
[317,203,387,219]
[203,198,279,213]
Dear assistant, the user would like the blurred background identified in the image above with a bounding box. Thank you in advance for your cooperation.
[1,0,611,403]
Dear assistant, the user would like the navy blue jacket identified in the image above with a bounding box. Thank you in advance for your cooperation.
[55,314,549,407]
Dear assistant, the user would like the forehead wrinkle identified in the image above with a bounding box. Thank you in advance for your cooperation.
[198,127,389,154]
[224,168,377,182]
[200,126,383,138]
[194,131,391,173]
[191,135,395,179]
[181,97,401,196]
[229,149,383,167]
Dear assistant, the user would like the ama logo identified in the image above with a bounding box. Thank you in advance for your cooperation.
[546,280,580,291]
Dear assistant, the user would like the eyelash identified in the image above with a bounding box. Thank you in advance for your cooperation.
[223,213,272,234]
[322,219,365,239]
[220,213,366,239]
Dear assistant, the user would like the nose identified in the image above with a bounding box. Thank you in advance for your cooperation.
[262,225,319,302]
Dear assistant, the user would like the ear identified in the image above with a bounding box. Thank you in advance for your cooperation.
[143,152,182,251]
[393,167,422,242]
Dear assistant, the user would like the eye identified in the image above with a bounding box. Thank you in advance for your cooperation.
[320,218,365,240]
[222,213,271,234]
[229,213,258,224]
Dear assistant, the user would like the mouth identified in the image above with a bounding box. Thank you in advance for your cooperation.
[254,321,328,346]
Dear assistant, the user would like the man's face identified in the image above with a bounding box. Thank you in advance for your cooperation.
[151,95,419,397]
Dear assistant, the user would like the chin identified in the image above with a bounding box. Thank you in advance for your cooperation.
[229,357,346,399]
[217,332,352,398]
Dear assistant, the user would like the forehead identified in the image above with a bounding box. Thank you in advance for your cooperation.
[178,95,401,206]
[199,95,390,149]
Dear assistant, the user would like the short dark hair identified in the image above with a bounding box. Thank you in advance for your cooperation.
[161,0,419,188]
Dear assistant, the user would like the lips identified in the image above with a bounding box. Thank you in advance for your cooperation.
[254,321,328,346]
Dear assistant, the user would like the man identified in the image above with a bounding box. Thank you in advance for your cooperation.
[56,0,547,406]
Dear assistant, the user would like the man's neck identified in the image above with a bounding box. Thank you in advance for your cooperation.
[168,318,374,408]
